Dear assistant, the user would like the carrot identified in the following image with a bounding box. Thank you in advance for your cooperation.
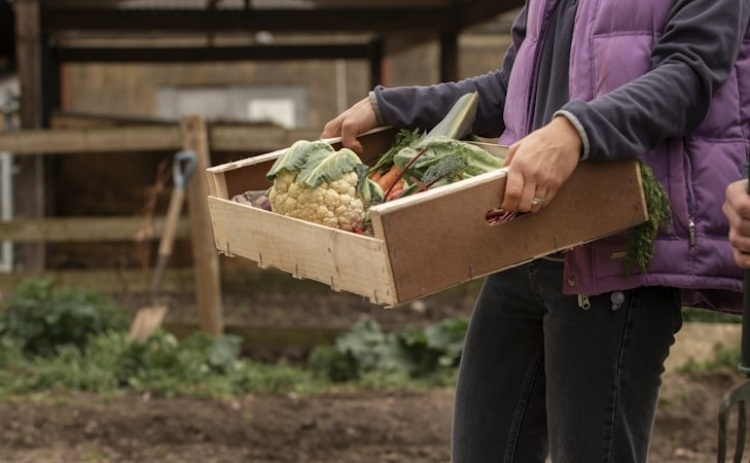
[369,171,383,182]
[387,187,404,201]
[377,164,403,191]
[391,177,405,193]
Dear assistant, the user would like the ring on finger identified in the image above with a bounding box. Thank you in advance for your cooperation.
[531,197,544,207]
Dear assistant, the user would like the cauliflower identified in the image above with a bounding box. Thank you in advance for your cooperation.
[265,140,382,232]
[269,170,366,231]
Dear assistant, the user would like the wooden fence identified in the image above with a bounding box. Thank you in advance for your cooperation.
[0,116,320,335]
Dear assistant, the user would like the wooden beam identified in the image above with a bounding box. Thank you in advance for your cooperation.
[0,125,321,154]
[0,216,190,242]
[15,0,46,271]
[0,268,196,295]
[0,126,183,154]
[208,126,320,153]
[181,116,224,336]
[55,44,373,63]
[16,0,43,129]
[42,8,448,33]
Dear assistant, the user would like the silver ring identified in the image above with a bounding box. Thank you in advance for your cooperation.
[531,197,544,206]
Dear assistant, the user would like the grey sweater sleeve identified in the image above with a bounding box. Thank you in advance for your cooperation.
[561,0,750,162]
[372,7,527,139]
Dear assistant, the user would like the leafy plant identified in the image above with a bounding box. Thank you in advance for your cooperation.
[0,329,325,398]
[625,162,673,274]
[308,317,468,385]
[0,278,127,356]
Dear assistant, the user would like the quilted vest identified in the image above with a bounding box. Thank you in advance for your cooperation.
[500,0,750,312]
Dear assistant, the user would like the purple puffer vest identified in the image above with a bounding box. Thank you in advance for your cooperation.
[500,0,750,313]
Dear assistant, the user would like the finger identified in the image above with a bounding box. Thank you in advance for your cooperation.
[517,180,538,213]
[320,116,343,139]
[503,142,520,167]
[530,187,548,212]
[501,167,525,212]
[723,200,750,239]
[340,119,364,155]
[733,248,750,269]
[729,227,750,254]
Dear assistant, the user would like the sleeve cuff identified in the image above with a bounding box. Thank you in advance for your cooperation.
[369,90,384,126]
[554,109,591,161]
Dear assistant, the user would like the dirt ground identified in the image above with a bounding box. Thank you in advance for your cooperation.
[0,289,747,463]
[0,370,744,463]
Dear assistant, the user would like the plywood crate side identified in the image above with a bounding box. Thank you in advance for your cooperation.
[208,196,398,305]
[369,160,647,303]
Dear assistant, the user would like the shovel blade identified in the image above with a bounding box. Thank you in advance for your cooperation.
[127,305,168,343]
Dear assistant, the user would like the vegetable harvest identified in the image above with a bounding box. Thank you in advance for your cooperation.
[263,91,502,234]
[253,90,671,275]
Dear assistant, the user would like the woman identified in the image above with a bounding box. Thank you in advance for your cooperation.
[323,0,750,461]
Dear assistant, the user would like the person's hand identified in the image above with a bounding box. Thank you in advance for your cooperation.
[320,97,379,155]
[500,115,581,213]
[723,179,750,268]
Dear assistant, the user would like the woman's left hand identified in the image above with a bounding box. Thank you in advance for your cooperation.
[501,115,582,213]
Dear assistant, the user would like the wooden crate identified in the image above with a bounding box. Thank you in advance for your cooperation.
[206,127,647,307]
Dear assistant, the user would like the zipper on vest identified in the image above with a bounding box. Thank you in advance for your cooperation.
[688,220,696,246]
[684,152,697,247]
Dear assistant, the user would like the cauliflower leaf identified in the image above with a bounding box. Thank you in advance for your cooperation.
[266,140,335,181]
[297,148,362,188]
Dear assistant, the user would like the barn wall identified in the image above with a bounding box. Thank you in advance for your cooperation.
[49,35,512,270]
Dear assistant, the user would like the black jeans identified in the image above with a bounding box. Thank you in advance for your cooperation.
[451,258,683,463]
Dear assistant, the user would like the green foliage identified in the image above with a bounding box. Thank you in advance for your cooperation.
[421,155,468,186]
[0,278,127,357]
[368,128,421,177]
[308,317,468,386]
[0,329,325,398]
[625,162,673,274]
[0,278,471,397]
[682,307,741,324]
[677,342,741,377]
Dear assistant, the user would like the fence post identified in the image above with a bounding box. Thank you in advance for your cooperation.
[180,115,224,336]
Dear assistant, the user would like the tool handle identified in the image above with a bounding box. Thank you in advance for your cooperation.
[148,150,197,296]
[158,186,185,259]
[740,170,750,376]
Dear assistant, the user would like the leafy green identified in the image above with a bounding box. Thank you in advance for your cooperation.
[369,91,483,181]
[368,128,421,177]
[297,147,362,188]
[355,164,384,203]
[421,155,467,187]
[265,140,335,181]
[394,136,503,177]
[625,162,673,274]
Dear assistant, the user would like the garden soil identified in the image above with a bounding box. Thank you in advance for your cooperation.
[0,288,746,463]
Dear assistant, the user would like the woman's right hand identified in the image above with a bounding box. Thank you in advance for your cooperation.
[723,179,750,269]
[320,96,379,155]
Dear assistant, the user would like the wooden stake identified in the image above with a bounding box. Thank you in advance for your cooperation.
[181,115,224,336]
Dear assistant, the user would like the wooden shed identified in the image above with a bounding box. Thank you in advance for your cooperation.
[4,0,521,332]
